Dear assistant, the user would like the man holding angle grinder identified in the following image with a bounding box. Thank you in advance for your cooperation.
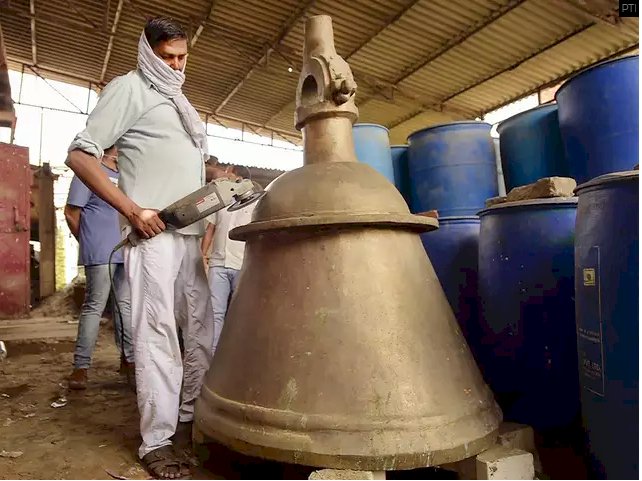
[65,16,243,480]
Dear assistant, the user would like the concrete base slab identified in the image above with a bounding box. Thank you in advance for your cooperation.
[476,446,534,480]
[441,423,537,480]
[308,469,385,480]
[497,422,542,473]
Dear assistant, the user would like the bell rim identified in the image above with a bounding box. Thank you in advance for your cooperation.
[194,425,500,471]
[230,213,439,240]
[194,389,501,470]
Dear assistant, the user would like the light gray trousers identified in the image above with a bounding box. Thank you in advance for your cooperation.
[125,232,214,458]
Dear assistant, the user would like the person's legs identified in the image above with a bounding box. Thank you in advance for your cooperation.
[70,264,111,388]
[125,233,185,462]
[229,267,241,301]
[208,265,232,354]
[111,263,135,386]
[176,235,215,423]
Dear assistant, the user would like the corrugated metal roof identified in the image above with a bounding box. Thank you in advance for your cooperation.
[0,0,637,145]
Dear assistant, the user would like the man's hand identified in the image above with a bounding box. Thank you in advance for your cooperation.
[128,207,166,238]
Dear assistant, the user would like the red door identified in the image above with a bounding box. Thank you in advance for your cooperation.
[0,143,31,317]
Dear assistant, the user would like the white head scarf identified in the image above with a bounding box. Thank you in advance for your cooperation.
[137,32,209,160]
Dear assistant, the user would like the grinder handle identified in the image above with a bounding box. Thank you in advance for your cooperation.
[117,208,168,250]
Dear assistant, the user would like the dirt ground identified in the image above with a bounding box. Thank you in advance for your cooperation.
[0,324,318,480]
[1,328,161,480]
[0,278,322,480]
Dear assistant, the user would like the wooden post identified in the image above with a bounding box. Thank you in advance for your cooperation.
[37,164,56,298]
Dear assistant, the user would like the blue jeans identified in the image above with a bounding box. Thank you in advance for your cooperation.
[208,266,240,353]
[73,263,134,369]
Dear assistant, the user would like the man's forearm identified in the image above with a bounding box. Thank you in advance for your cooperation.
[64,211,80,240]
[66,149,139,220]
[201,224,215,255]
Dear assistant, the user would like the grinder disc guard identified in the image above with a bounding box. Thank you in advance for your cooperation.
[228,185,266,211]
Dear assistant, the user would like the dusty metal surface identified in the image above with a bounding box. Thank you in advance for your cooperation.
[0,1,637,144]
[194,15,501,471]
[0,143,31,317]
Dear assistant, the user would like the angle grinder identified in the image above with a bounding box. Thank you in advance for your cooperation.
[107,176,264,368]
[114,177,266,250]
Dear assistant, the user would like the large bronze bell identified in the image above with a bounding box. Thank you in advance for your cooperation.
[194,15,502,471]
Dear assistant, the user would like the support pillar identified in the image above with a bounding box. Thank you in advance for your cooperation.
[36,164,55,298]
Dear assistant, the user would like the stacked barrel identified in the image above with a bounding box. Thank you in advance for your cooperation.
[485,55,638,479]
[557,56,639,480]
[407,122,498,355]
[480,102,581,450]
[352,53,638,480]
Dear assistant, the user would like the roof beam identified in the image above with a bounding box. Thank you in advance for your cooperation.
[387,21,602,131]
[29,0,37,65]
[259,1,424,130]
[437,23,594,105]
[0,23,16,124]
[7,57,303,141]
[190,0,217,48]
[562,0,621,26]
[1,4,271,62]
[352,0,526,115]
[66,0,98,29]
[124,0,147,22]
[8,55,103,86]
[262,0,519,134]
[260,78,472,133]
[121,0,261,66]
[479,42,639,117]
[259,44,472,130]
[372,89,473,118]
[1,5,127,39]
[213,0,316,115]
[27,65,85,113]
[99,0,124,84]
[103,0,111,30]
[391,0,526,85]
[345,0,423,58]
[207,113,302,144]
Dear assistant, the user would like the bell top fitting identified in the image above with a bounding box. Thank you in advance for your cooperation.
[232,15,437,241]
[295,15,358,131]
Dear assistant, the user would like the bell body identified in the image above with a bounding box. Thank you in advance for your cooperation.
[194,14,501,471]
[195,162,501,470]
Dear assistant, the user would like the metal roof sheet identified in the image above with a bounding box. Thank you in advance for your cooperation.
[0,0,637,145]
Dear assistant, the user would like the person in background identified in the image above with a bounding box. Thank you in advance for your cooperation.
[65,16,221,479]
[205,155,222,182]
[201,166,256,354]
[64,145,135,390]
[205,155,239,181]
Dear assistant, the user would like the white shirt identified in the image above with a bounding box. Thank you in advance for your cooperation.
[68,70,206,236]
[207,203,255,270]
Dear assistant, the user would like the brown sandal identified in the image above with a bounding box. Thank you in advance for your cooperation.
[142,445,191,480]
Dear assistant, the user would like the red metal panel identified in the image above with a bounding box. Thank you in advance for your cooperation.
[0,143,31,317]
